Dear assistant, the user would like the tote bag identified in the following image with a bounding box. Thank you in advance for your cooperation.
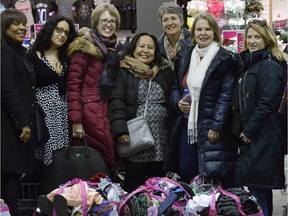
[47,137,110,191]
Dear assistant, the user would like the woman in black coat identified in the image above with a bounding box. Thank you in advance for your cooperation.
[166,13,238,186]
[232,19,288,216]
[109,33,173,192]
[1,9,37,216]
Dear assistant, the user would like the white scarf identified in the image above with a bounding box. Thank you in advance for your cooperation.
[186,41,219,144]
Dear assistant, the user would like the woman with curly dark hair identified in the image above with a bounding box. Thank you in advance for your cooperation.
[26,15,77,192]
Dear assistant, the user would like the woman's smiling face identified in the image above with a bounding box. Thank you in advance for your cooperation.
[194,18,214,48]
[133,35,155,65]
[246,28,266,52]
[97,10,117,38]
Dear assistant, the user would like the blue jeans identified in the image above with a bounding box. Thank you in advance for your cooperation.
[248,188,273,216]
[178,120,198,183]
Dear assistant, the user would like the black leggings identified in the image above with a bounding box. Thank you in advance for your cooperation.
[124,160,165,193]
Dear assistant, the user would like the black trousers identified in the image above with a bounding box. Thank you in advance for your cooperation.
[1,172,22,216]
[124,160,165,193]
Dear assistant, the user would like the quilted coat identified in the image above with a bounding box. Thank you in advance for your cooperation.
[234,49,286,190]
[168,46,238,178]
[66,32,115,163]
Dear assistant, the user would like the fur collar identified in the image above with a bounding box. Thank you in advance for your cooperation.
[67,33,104,60]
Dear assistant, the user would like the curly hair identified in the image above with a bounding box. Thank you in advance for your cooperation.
[31,15,78,64]
[120,32,162,67]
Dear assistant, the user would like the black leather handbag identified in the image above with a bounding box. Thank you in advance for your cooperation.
[47,137,110,191]
[35,103,50,146]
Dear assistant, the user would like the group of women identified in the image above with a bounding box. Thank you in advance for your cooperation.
[1,2,287,216]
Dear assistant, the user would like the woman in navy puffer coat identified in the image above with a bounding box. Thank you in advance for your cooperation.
[166,13,238,186]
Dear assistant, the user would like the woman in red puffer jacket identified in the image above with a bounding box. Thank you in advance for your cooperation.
[66,3,120,165]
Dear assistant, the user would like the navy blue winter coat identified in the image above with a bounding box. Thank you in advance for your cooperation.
[167,45,238,178]
[234,49,286,190]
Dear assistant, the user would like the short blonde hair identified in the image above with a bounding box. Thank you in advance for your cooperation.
[91,3,120,30]
[190,12,222,45]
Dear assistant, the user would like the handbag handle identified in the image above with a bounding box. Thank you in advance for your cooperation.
[143,78,152,118]
[66,137,90,159]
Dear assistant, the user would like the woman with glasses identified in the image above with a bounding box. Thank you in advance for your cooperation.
[1,9,37,215]
[232,19,288,216]
[66,3,120,169]
[26,15,77,192]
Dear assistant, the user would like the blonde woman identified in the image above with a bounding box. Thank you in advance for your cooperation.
[233,19,288,216]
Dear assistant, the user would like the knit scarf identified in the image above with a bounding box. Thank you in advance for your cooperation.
[186,41,219,144]
[120,56,159,79]
[164,29,185,70]
[90,29,118,100]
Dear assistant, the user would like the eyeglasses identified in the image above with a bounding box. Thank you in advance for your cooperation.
[55,27,69,37]
[248,19,267,27]
[99,18,117,25]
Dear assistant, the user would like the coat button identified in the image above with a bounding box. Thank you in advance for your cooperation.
[32,86,35,89]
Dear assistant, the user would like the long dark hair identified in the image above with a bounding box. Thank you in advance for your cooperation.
[1,9,27,42]
[120,32,162,67]
[31,15,78,64]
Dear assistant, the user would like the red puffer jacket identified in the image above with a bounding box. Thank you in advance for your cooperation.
[66,32,114,164]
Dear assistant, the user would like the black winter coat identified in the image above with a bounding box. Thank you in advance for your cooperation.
[234,49,286,190]
[1,39,37,174]
[167,46,238,178]
[158,28,191,110]
[109,67,172,140]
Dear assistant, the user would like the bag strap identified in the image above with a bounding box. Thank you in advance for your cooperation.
[54,178,88,216]
[143,78,152,118]
[117,185,147,215]
[218,186,246,216]
[208,188,217,216]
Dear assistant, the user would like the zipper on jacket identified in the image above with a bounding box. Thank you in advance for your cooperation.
[241,52,253,113]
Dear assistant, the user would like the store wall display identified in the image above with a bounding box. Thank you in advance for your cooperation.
[14,0,35,26]
[34,0,56,23]
[111,0,136,31]
[74,0,93,28]
[55,0,76,21]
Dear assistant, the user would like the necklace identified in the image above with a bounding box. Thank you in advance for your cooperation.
[45,53,63,74]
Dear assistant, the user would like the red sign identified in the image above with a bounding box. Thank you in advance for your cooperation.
[24,25,30,40]
[273,19,288,28]
[34,23,44,38]
[237,32,244,53]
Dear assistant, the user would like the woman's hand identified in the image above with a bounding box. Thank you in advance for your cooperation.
[72,123,85,138]
[208,129,219,143]
[239,132,251,144]
[20,126,31,143]
[178,99,191,114]
[118,135,130,145]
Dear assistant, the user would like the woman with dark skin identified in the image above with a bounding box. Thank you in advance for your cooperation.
[1,9,37,215]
